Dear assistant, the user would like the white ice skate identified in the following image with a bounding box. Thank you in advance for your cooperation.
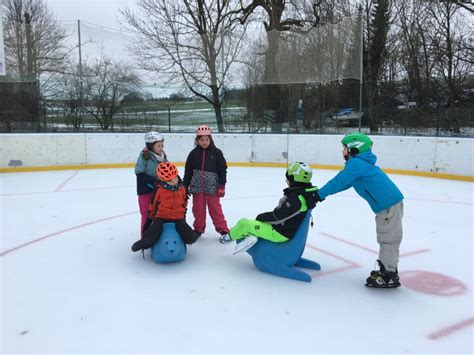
[233,236,258,255]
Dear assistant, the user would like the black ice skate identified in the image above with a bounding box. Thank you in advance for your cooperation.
[365,260,401,288]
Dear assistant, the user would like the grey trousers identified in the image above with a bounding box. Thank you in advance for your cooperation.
[375,201,404,272]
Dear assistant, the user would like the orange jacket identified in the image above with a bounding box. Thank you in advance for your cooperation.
[148,181,187,220]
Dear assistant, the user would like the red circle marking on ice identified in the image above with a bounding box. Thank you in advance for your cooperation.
[400,270,467,296]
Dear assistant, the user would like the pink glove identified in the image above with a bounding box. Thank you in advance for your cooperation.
[217,185,225,198]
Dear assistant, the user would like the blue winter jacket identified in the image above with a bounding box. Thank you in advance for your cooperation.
[318,150,403,213]
[135,150,168,195]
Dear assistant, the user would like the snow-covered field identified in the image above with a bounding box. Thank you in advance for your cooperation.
[1,167,472,354]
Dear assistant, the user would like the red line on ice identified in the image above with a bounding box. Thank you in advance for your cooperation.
[0,211,137,257]
[55,170,80,192]
[312,265,359,277]
[333,194,473,206]
[319,232,430,258]
[319,232,379,254]
[408,197,473,206]
[427,317,474,340]
[306,243,360,266]
[400,249,430,257]
[305,244,360,277]
[1,185,134,197]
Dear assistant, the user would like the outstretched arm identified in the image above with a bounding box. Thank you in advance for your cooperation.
[317,160,365,199]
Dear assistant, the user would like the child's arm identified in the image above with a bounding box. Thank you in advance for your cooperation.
[216,149,227,186]
[148,187,161,218]
[183,151,193,187]
[256,195,302,225]
[135,153,158,189]
[318,160,365,199]
[143,188,160,233]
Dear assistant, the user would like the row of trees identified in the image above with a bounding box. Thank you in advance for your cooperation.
[1,0,473,133]
[1,0,141,131]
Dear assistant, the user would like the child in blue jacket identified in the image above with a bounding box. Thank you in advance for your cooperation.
[135,132,168,236]
[315,132,404,288]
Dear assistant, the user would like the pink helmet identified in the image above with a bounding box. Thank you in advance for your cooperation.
[196,125,212,136]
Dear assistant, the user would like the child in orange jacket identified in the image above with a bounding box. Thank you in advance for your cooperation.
[131,162,199,252]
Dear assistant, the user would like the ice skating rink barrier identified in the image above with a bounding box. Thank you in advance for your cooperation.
[0,133,472,180]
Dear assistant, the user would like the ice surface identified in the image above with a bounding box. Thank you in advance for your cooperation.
[1,167,473,354]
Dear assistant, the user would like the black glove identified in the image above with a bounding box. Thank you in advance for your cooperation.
[131,239,144,252]
[184,186,191,199]
[307,190,323,209]
[314,190,323,202]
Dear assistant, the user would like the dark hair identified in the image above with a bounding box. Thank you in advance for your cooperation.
[146,141,163,151]
[194,135,216,149]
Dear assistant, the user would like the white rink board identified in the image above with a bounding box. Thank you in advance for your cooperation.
[85,133,142,164]
[220,134,253,163]
[0,134,87,167]
[251,134,289,163]
[0,133,472,177]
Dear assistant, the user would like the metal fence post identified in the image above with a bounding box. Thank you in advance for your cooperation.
[168,108,171,132]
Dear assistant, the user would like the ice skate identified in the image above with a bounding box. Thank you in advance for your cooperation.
[365,260,401,288]
[233,236,258,254]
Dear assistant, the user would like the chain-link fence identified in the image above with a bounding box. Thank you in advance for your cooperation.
[1,14,472,137]
[1,78,473,137]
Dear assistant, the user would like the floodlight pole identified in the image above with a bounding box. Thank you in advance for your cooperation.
[358,4,364,132]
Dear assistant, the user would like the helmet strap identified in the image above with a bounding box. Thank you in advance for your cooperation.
[349,147,359,157]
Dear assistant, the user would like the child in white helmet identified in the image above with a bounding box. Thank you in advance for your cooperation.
[135,131,167,236]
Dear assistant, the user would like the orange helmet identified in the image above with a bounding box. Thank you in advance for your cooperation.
[157,162,178,181]
[196,125,212,136]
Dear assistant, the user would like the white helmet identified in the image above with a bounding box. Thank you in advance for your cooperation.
[144,131,164,144]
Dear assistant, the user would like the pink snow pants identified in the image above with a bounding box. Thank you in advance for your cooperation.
[192,192,229,235]
[138,193,153,235]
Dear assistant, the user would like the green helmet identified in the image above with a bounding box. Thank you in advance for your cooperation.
[341,132,373,155]
[286,161,313,183]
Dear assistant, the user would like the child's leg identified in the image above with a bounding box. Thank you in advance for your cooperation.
[141,218,165,249]
[138,193,153,235]
[375,201,404,272]
[192,193,207,233]
[230,218,288,242]
[207,194,229,234]
[174,219,199,244]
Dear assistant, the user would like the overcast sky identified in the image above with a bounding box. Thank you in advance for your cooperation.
[45,0,136,29]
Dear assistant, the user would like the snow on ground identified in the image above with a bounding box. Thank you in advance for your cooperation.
[1,167,473,354]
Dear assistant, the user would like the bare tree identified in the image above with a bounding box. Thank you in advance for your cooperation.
[429,1,473,133]
[52,65,83,131]
[394,0,437,107]
[2,0,67,78]
[363,0,391,133]
[233,0,353,130]
[428,1,472,111]
[122,0,247,132]
[83,56,141,130]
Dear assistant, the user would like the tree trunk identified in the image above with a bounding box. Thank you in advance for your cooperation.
[24,12,33,78]
[364,0,390,133]
[211,84,224,132]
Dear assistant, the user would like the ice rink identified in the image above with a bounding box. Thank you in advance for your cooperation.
[1,166,473,354]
